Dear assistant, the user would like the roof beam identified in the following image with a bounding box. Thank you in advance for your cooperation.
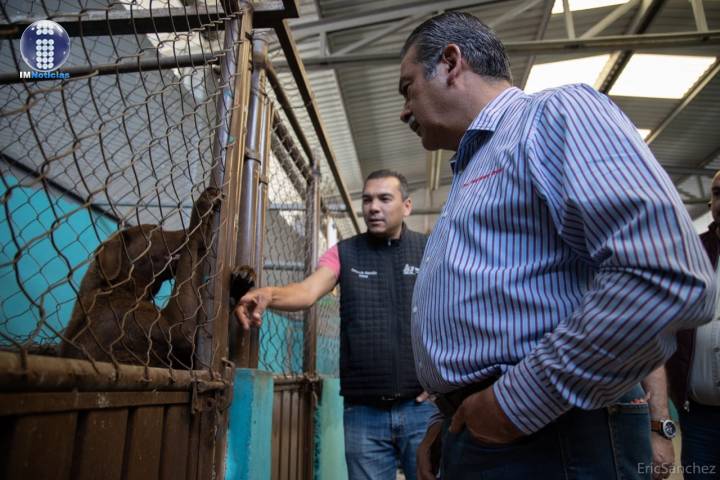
[561,0,576,38]
[580,0,640,38]
[689,0,709,32]
[488,0,545,29]
[597,0,665,93]
[646,60,720,144]
[0,1,298,38]
[333,11,429,55]
[286,30,720,69]
[289,0,505,38]
[519,0,554,89]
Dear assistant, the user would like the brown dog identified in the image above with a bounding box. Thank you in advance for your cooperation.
[60,187,254,368]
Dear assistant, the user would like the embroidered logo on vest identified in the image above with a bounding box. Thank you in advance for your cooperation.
[351,268,377,279]
[403,264,420,275]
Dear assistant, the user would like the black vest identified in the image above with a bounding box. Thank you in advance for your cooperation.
[337,226,427,398]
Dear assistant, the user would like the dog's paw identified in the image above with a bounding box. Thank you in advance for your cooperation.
[230,265,256,306]
[195,187,223,216]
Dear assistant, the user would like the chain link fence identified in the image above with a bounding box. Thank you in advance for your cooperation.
[256,77,347,377]
[0,0,249,373]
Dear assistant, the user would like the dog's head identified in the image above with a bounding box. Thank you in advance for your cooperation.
[96,225,186,296]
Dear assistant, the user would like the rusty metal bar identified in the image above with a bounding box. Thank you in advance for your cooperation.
[0,351,226,392]
[206,4,254,478]
[264,61,315,172]
[0,391,190,416]
[0,52,223,85]
[302,152,320,376]
[255,100,274,289]
[270,109,313,181]
[248,96,274,367]
[211,7,252,369]
[233,32,269,368]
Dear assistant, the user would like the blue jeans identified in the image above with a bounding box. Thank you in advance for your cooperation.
[343,398,438,480]
[440,385,652,479]
[678,400,720,479]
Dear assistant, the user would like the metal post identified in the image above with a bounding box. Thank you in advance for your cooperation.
[232,32,269,368]
[195,2,255,477]
[255,100,274,289]
[689,0,709,32]
[562,0,576,39]
[196,1,252,371]
[301,150,321,480]
[302,152,321,376]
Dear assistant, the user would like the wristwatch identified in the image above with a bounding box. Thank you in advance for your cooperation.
[650,419,677,440]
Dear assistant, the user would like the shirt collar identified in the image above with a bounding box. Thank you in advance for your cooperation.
[449,87,524,173]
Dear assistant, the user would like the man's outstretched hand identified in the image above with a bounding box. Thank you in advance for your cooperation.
[234,287,272,330]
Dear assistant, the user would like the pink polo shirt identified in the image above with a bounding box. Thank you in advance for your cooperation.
[317,244,340,280]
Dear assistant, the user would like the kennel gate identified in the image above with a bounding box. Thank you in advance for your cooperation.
[0,1,357,478]
[0,1,256,478]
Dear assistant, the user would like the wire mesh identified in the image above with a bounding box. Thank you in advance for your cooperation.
[0,0,247,372]
[258,122,307,375]
[258,103,345,377]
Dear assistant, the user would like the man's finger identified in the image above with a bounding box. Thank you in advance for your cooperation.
[234,304,248,330]
[416,391,430,402]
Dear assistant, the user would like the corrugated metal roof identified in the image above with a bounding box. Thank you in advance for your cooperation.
[284,0,718,229]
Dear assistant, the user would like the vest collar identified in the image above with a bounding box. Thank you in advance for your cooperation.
[367,222,407,247]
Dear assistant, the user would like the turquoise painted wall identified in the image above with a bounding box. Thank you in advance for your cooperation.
[226,369,274,480]
[0,175,174,345]
[0,175,117,343]
[315,377,347,480]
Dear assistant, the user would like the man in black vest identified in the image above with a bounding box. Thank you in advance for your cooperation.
[235,169,436,480]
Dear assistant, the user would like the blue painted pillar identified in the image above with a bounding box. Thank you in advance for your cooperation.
[314,377,348,480]
[226,369,274,480]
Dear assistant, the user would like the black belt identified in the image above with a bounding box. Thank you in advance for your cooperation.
[434,376,498,417]
[344,393,419,409]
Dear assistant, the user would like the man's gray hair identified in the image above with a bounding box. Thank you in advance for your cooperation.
[401,11,512,83]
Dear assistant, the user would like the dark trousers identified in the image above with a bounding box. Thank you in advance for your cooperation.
[679,400,720,479]
[439,385,652,479]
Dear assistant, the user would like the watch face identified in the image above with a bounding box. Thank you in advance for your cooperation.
[662,420,677,438]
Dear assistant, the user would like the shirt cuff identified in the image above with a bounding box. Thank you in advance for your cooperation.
[492,357,572,435]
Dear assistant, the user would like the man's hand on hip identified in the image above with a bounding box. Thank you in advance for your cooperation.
[448,386,525,445]
[417,420,443,480]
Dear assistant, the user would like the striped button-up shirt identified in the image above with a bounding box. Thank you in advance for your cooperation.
[411,84,716,434]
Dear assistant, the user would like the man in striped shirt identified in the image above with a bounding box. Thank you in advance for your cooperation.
[398,11,716,480]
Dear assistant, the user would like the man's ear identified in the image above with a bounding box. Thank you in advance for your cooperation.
[97,231,125,283]
[441,44,463,84]
[403,197,413,218]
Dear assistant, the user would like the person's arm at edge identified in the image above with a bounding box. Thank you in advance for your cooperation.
[642,366,675,480]
[234,266,337,330]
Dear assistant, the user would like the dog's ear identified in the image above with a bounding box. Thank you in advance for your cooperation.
[97,231,125,283]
